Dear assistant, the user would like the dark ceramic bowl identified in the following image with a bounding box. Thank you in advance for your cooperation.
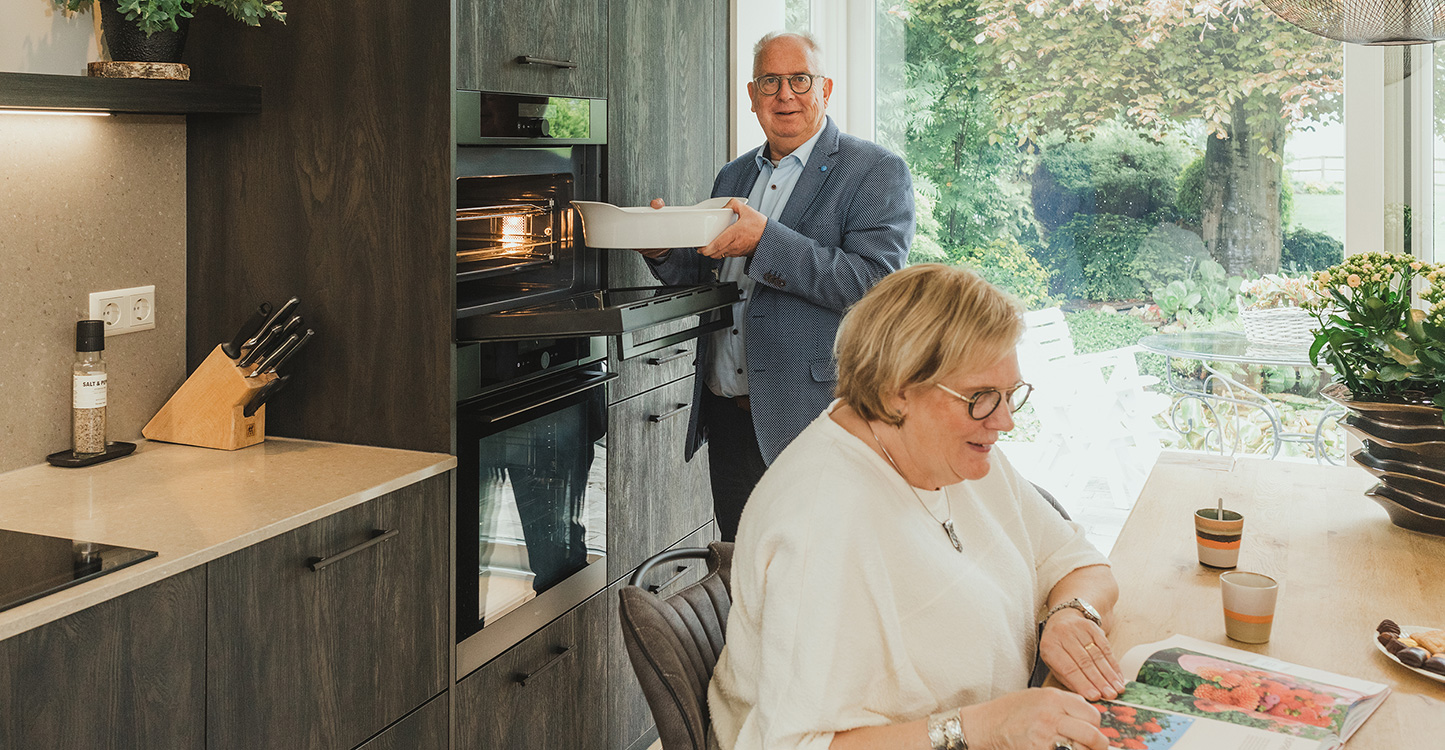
[1322,383,1444,427]
[1366,484,1445,537]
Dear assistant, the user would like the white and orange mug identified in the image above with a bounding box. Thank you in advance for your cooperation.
[1220,570,1278,644]
[1194,507,1243,568]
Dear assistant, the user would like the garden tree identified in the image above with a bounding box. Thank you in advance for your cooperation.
[883,1,1037,255]
[970,0,1341,275]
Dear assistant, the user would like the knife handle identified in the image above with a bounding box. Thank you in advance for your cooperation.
[248,332,300,378]
[239,324,283,368]
[222,302,272,359]
[264,328,314,375]
[243,375,290,418]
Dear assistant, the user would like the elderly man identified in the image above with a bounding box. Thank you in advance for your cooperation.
[636,31,914,541]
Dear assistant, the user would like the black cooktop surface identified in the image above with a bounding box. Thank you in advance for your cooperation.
[0,529,157,614]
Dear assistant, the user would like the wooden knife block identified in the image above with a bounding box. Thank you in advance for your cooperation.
[143,345,277,450]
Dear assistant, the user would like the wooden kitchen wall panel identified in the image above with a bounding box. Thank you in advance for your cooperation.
[206,475,449,750]
[607,376,713,582]
[0,566,205,749]
[356,692,448,750]
[456,0,608,98]
[454,588,608,750]
[605,0,728,291]
[184,0,455,454]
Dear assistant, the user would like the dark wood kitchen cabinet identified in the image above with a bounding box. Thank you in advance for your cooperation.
[454,587,610,750]
[456,0,608,98]
[0,567,205,750]
[607,376,714,582]
[357,693,449,750]
[206,475,449,750]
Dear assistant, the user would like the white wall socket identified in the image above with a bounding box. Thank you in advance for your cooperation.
[88,285,156,336]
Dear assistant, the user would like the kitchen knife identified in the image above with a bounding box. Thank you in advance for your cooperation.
[238,323,284,368]
[221,301,272,359]
[247,332,300,378]
[240,296,299,355]
[242,375,290,418]
[260,328,313,376]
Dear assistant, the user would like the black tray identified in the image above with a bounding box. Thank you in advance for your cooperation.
[46,441,136,468]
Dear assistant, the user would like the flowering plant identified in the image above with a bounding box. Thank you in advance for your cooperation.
[1308,251,1445,412]
[1238,274,1320,310]
[1190,666,1345,730]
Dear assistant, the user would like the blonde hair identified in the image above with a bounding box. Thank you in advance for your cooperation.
[834,264,1024,426]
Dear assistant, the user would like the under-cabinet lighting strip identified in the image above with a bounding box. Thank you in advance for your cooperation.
[0,109,111,117]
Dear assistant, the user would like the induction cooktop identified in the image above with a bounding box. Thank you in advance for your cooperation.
[0,529,157,614]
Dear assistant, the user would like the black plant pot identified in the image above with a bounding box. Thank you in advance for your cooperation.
[1322,383,1445,536]
[98,1,189,63]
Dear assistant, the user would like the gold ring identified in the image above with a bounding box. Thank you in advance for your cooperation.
[1083,642,1098,651]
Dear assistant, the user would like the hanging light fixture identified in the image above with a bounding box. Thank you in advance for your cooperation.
[1261,0,1445,45]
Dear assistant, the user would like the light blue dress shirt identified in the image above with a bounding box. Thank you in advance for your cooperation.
[706,125,828,398]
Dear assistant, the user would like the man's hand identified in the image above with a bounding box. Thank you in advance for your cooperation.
[635,198,672,259]
[699,199,765,259]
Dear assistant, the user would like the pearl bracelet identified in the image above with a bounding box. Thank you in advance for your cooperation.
[926,708,968,750]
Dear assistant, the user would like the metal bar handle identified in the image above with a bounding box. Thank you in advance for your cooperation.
[514,645,571,686]
[646,349,690,366]
[515,55,579,69]
[307,528,398,572]
[646,564,691,594]
[482,372,617,423]
[648,404,690,423]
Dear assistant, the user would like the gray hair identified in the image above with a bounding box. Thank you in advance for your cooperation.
[752,31,824,77]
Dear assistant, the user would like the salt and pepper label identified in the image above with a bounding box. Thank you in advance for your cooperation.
[73,373,108,408]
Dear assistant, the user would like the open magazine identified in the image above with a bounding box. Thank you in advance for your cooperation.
[1094,635,1391,749]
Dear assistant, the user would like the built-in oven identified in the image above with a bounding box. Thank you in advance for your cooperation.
[452,91,736,676]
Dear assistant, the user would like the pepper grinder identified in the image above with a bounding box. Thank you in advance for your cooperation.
[72,319,108,457]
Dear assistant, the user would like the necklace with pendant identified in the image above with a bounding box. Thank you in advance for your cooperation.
[868,424,963,553]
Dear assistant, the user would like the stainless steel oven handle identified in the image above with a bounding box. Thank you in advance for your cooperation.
[306,529,398,571]
[514,645,571,686]
[648,403,690,423]
[515,55,579,69]
[481,371,617,423]
[646,349,690,366]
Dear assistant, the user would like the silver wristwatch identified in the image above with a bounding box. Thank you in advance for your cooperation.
[1040,597,1102,629]
[927,709,969,750]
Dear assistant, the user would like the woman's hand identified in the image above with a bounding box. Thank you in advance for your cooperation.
[959,687,1107,750]
[1039,609,1126,701]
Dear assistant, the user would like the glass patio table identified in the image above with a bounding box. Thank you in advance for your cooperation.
[1137,331,1344,462]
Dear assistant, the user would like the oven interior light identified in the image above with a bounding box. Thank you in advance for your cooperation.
[0,109,111,117]
[500,214,532,255]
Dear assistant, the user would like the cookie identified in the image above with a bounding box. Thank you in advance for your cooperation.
[1409,628,1445,655]
[1378,619,1401,636]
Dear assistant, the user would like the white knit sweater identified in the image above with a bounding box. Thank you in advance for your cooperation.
[708,404,1110,750]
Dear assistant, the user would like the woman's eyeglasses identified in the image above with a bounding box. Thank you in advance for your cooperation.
[752,73,825,96]
[935,382,1033,420]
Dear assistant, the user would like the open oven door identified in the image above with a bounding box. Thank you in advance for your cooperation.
[455,282,739,360]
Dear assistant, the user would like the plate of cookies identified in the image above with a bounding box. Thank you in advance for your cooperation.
[1374,619,1445,683]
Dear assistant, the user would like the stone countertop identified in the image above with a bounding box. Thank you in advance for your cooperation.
[0,438,455,641]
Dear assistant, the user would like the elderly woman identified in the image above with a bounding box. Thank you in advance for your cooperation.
[708,264,1125,750]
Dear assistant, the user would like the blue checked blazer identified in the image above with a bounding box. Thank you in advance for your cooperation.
[648,117,914,463]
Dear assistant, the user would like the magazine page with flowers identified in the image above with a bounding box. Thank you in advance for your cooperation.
[1092,634,1390,749]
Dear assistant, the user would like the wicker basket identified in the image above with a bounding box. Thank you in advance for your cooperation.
[1239,303,1317,350]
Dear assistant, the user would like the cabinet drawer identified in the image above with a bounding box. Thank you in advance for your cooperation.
[607,377,712,582]
[356,692,447,750]
[455,590,608,750]
[206,474,449,750]
[609,319,699,403]
[456,0,607,98]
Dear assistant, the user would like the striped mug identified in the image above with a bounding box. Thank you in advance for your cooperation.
[1220,571,1278,643]
[1194,507,1243,568]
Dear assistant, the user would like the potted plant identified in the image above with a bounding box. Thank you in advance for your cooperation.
[54,0,285,68]
[1307,251,1445,535]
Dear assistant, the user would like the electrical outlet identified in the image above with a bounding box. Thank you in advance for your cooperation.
[88,285,156,335]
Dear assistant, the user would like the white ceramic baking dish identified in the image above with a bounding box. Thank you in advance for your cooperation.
[571,197,747,249]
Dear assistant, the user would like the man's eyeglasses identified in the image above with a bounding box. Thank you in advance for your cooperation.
[753,73,825,96]
[935,382,1033,421]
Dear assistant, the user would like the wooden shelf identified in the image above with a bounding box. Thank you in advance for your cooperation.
[0,71,260,114]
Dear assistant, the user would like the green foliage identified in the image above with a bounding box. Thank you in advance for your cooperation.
[1176,156,1205,227]
[1151,257,1242,323]
[1129,223,1209,294]
[1042,214,1152,301]
[1034,122,1196,229]
[54,0,283,35]
[543,98,591,140]
[952,238,1056,310]
[1282,227,1342,273]
[1065,309,1156,355]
